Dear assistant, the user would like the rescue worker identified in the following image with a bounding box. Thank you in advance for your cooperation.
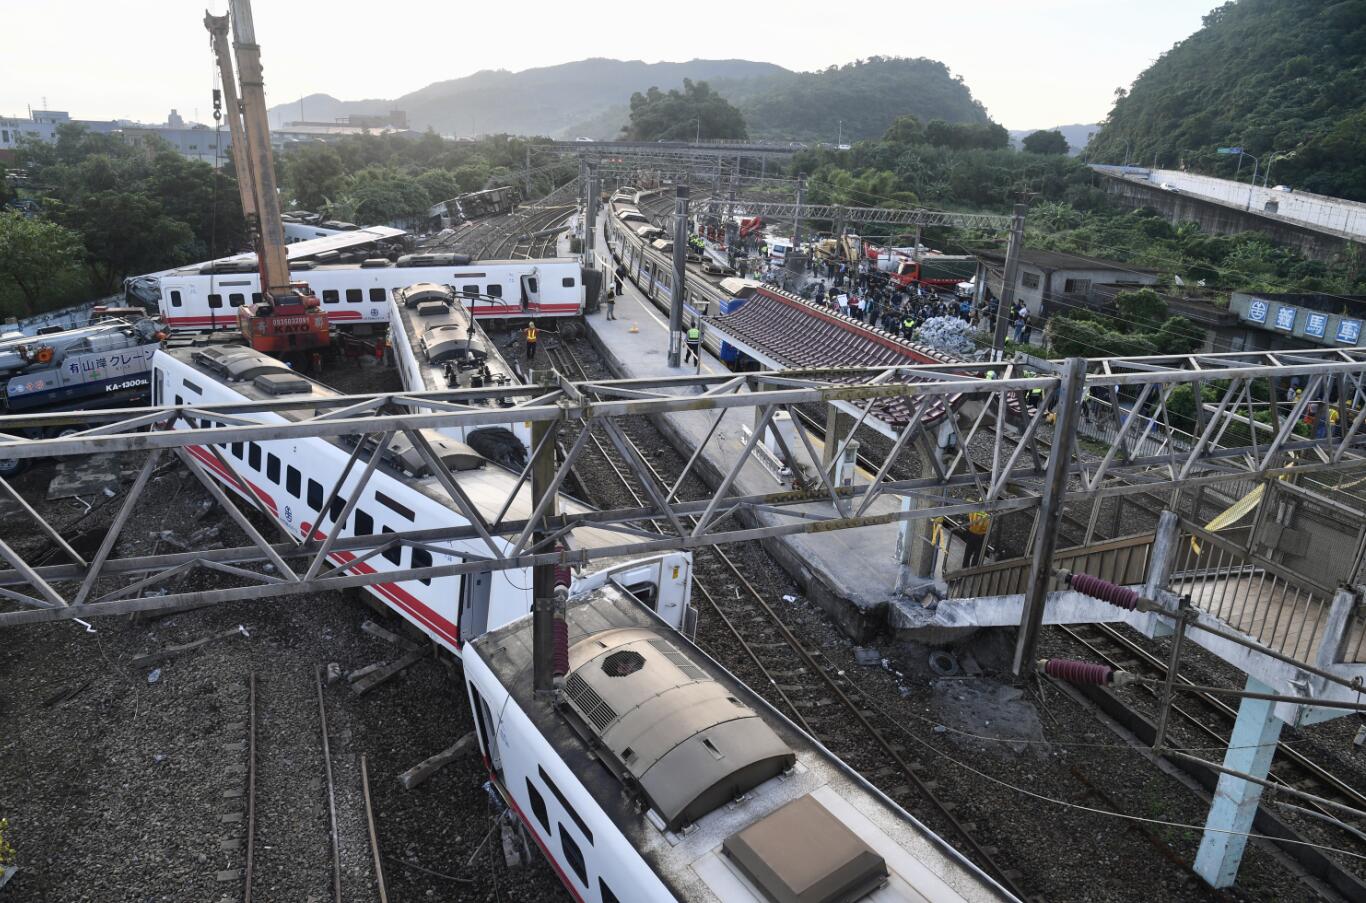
[524,321,539,361]
[964,510,990,567]
[685,320,702,366]
[901,313,916,339]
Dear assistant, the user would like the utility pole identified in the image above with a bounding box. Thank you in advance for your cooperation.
[668,186,689,368]
[991,203,1027,358]
[788,172,806,276]
[530,370,561,700]
[1012,357,1087,676]
[524,144,533,200]
[725,171,738,264]
[584,161,599,267]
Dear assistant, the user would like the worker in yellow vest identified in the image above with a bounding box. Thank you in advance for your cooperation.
[524,322,539,361]
[964,510,990,567]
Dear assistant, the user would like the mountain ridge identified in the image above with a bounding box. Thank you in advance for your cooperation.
[268,56,992,142]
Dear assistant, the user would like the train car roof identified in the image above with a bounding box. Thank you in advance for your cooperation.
[162,257,581,278]
[157,342,641,556]
[391,286,522,395]
[472,593,1014,903]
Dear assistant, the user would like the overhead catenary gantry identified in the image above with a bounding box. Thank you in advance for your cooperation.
[3,347,1366,627]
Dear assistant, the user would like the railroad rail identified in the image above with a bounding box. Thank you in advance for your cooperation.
[1054,621,1366,897]
[244,671,258,903]
[545,339,1032,900]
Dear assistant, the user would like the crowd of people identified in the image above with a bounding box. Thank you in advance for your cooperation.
[777,253,1008,344]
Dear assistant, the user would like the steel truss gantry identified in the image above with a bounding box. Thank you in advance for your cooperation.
[3,347,1366,626]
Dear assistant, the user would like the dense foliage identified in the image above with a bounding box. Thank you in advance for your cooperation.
[2,124,242,316]
[1046,288,1204,357]
[2,126,573,319]
[1022,130,1069,155]
[736,57,991,142]
[1086,0,1366,200]
[621,81,747,142]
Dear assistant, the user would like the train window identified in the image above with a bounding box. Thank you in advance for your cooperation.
[559,826,587,887]
[252,293,263,304]
[247,443,261,470]
[322,289,340,305]
[329,493,347,523]
[207,293,224,309]
[229,293,245,307]
[462,284,479,297]
[526,780,550,832]
[231,441,244,459]
[412,548,432,585]
[174,395,183,406]
[183,379,203,395]
[600,879,620,903]
[369,288,386,302]
[286,466,301,497]
[538,765,592,844]
[525,278,538,294]
[381,527,402,565]
[266,453,280,483]
[354,509,373,536]
[375,491,414,521]
[561,277,575,288]
[307,479,323,510]
[486,284,502,298]
[346,288,363,304]
[169,290,182,308]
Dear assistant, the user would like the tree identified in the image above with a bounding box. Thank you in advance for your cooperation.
[1022,129,1069,155]
[0,211,84,315]
[285,144,346,211]
[67,191,195,294]
[622,80,747,142]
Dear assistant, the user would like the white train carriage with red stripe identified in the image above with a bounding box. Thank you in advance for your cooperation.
[155,257,595,332]
[463,591,1017,903]
[151,343,691,653]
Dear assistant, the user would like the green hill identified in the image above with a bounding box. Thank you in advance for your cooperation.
[271,56,993,144]
[730,57,992,142]
[1086,0,1366,200]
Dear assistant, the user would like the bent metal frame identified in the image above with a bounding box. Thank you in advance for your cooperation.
[1,348,1365,645]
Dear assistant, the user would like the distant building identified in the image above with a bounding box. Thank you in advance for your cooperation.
[976,248,1162,319]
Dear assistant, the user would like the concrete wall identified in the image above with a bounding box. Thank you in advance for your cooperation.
[1144,169,1366,240]
[1097,171,1363,263]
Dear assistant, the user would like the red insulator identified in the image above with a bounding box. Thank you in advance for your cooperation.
[1043,658,1113,686]
[552,618,570,678]
[554,563,573,591]
[1068,572,1139,610]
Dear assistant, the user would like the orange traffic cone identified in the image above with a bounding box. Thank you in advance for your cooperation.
[628,322,639,334]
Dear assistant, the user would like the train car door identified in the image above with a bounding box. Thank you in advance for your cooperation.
[519,274,540,313]
[459,571,492,640]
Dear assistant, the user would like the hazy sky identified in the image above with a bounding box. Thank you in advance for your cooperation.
[2,0,1223,130]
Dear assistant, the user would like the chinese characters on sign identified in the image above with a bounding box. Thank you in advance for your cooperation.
[1246,299,1269,323]
[1337,319,1362,345]
[1305,313,1328,338]
[1273,306,1297,331]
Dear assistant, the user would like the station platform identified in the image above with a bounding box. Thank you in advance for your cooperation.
[585,244,960,642]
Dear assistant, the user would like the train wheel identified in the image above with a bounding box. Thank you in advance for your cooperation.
[0,457,27,478]
[559,320,585,341]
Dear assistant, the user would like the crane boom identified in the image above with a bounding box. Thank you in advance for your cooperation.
[203,11,257,227]
[227,0,290,297]
[204,0,329,356]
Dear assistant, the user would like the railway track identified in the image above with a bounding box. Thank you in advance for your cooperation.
[1059,621,1366,824]
[545,339,1033,901]
[236,669,346,903]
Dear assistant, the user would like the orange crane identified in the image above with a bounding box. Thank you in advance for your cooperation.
[205,1,330,357]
